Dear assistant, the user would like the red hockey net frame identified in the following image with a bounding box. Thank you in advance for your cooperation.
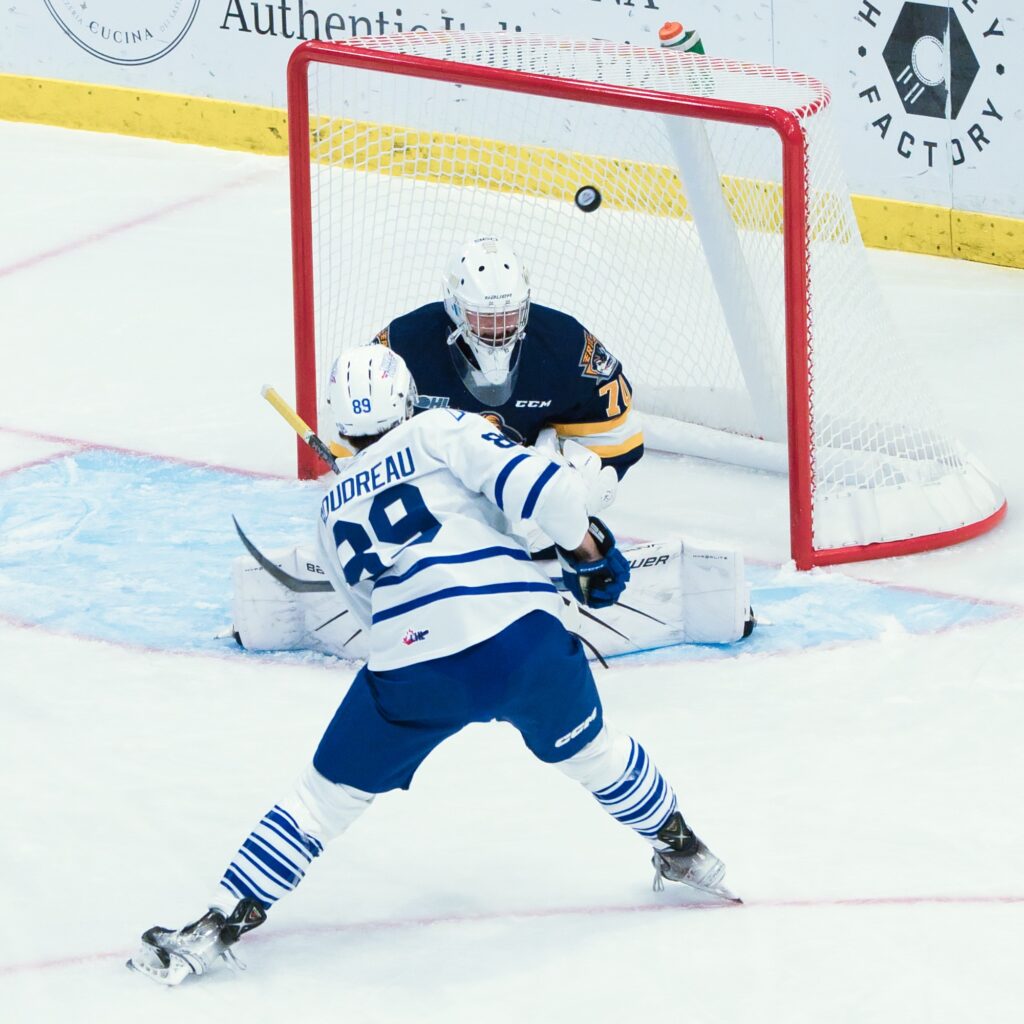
[286,39,1005,570]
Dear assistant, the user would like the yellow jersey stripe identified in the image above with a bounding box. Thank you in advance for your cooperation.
[582,432,645,458]
[551,407,633,437]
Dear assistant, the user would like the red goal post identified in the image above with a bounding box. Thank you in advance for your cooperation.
[286,33,1005,569]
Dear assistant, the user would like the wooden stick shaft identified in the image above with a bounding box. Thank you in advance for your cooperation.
[261,385,341,474]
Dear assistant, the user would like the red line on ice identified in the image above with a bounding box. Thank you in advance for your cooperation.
[0,423,286,480]
[0,169,276,279]
[2,892,1021,976]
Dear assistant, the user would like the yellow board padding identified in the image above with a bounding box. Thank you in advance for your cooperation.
[2,73,1021,270]
[310,115,693,220]
[0,72,289,155]
[851,195,1024,270]
[852,194,953,258]
[953,209,1024,269]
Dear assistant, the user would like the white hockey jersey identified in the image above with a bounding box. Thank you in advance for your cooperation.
[315,409,590,670]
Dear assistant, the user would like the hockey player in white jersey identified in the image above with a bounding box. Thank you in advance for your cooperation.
[127,346,737,986]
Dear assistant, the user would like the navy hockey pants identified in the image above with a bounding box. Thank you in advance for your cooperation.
[312,610,603,792]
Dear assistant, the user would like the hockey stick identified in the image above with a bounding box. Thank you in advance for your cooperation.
[574,601,632,643]
[231,518,365,651]
[232,516,334,593]
[614,599,669,626]
[261,385,341,475]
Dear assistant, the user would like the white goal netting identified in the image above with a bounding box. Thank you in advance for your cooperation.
[291,32,1003,565]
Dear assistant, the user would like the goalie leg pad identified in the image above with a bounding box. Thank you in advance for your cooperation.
[679,542,750,644]
[231,546,368,659]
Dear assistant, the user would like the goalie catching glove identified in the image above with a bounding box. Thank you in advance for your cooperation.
[557,517,630,609]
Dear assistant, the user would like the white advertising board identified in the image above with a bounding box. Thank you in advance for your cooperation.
[0,1,1020,217]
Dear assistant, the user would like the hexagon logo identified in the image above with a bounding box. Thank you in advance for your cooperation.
[882,2,980,120]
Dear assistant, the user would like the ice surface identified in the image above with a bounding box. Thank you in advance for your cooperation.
[1,121,1022,1022]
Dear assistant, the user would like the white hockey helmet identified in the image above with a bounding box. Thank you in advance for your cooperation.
[442,236,531,386]
[327,345,417,438]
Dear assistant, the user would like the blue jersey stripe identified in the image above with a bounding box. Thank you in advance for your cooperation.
[374,546,531,589]
[521,462,560,519]
[494,453,529,511]
[372,581,557,623]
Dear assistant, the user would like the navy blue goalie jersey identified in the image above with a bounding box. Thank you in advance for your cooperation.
[340,301,644,478]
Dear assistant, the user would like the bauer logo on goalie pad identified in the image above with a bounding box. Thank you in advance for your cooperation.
[579,332,619,381]
[629,554,671,570]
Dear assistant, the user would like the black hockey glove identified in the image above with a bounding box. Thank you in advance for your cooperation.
[557,517,631,609]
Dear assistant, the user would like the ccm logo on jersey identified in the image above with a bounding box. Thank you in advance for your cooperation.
[515,399,552,408]
[554,706,598,748]
[402,628,430,646]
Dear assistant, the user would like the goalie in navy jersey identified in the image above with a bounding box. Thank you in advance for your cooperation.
[228,239,754,662]
[129,346,736,986]
[329,236,644,481]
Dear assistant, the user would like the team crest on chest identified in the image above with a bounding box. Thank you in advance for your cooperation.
[579,332,619,380]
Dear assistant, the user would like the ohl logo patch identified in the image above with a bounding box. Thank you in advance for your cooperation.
[852,0,1010,170]
[402,628,430,646]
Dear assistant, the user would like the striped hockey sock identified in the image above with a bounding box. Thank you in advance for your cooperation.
[588,737,679,847]
[219,803,324,910]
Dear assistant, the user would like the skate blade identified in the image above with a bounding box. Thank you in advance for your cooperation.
[126,945,194,986]
[685,880,743,904]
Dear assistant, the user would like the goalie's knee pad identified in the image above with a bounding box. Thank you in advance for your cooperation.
[231,546,368,660]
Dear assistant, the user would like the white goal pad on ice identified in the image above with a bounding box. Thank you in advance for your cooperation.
[286,32,1005,569]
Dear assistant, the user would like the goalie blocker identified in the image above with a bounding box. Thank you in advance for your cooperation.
[230,538,754,661]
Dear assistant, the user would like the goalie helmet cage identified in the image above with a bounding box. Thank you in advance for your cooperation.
[287,33,1005,570]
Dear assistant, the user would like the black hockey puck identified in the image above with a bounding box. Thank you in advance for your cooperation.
[574,185,602,212]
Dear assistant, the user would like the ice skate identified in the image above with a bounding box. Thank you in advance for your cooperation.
[651,812,741,903]
[127,898,266,985]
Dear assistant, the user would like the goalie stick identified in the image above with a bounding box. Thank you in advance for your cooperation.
[232,516,333,593]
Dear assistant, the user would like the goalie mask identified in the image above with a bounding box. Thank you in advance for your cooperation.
[327,345,417,439]
[443,237,530,405]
